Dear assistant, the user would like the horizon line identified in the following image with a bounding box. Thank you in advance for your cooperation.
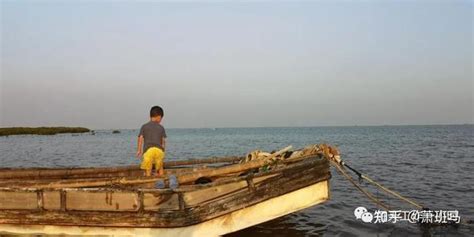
[94,123,474,130]
[2,123,473,130]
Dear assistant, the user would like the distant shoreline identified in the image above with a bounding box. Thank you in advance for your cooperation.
[0,127,91,136]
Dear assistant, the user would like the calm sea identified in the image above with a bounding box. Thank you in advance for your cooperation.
[1,125,473,236]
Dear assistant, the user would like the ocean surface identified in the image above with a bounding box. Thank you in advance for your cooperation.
[0,125,473,236]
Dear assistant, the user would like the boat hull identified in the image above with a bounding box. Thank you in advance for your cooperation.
[0,180,329,236]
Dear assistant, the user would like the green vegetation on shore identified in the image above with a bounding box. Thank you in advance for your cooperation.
[0,127,91,136]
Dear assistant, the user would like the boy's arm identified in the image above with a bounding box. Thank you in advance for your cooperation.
[162,137,166,152]
[136,135,144,158]
[162,128,167,152]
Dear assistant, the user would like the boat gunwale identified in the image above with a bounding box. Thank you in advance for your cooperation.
[0,156,244,179]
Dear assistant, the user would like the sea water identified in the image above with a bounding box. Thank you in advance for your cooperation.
[1,125,473,236]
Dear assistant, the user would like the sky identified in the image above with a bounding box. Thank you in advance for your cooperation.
[0,0,472,129]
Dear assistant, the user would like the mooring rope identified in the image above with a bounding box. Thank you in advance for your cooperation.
[361,174,423,209]
[330,159,391,211]
[329,158,423,211]
[327,154,473,226]
[341,162,423,209]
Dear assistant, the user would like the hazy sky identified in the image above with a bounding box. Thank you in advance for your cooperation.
[1,1,472,129]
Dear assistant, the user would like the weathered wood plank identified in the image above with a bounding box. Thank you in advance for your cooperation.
[0,191,38,210]
[0,157,242,180]
[66,191,139,212]
[43,191,61,210]
[183,175,278,206]
[143,192,180,211]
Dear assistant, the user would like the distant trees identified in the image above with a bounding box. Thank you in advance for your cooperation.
[0,127,91,136]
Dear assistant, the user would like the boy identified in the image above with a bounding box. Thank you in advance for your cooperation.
[136,106,167,177]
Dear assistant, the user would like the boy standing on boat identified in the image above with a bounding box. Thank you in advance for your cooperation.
[136,106,167,177]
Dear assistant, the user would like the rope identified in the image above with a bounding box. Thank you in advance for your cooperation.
[317,143,473,226]
[339,158,474,226]
[360,175,423,209]
[329,159,391,211]
[342,162,423,209]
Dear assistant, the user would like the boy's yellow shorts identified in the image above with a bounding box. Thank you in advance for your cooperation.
[141,147,165,171]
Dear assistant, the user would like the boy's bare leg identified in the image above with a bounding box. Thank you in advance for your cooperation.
[145,169,151,177]
[158,167,164,176]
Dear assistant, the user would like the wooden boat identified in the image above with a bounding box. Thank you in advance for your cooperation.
[0,144,336,236]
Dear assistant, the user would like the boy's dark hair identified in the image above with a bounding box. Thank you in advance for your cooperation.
[150,106,164,118]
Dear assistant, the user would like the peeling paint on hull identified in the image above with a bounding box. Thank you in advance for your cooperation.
[0,180,329,237]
